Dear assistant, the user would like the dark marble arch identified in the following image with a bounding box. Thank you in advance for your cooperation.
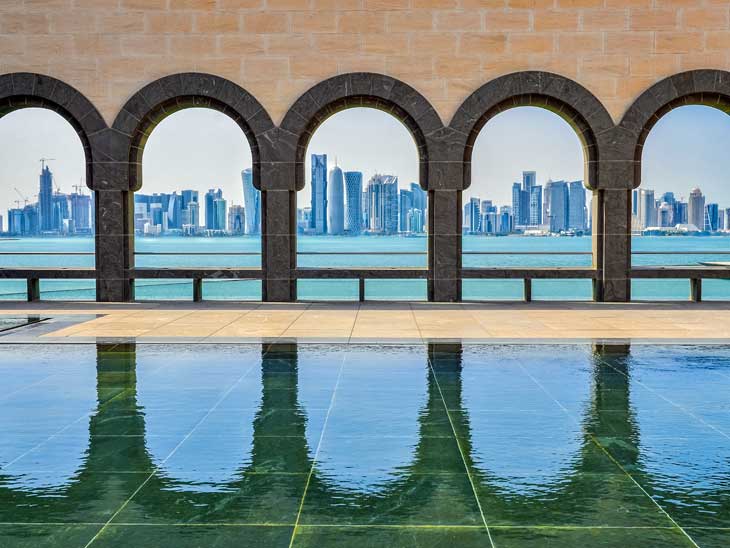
[106,73,276,300]
[280,73,452,300]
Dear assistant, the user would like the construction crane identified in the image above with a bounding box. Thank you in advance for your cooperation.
[39,158,55,171]
[13,188,29,207]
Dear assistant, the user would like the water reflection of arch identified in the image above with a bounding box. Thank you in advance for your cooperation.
[2,342,728,528]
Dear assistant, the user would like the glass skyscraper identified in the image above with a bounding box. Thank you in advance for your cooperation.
[39,165,54,232]
[344,171,362,234]
[568,180,587,230]
[241,168,260,235]
[327,165,344,235]
[310,154,328,234]
[366,174,398,234]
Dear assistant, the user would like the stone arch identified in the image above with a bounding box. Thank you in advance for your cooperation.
[111,72,275,192]
[449,71,614,192]
[0,72,107,190]
[621,69,730,190]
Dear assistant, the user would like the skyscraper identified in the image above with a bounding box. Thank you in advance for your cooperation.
[568,180,587,230]
[205,189,223,230]
[639,189,657,228]
[327,165,345,235]
[310,154,328,234]
[511,182,522,226]
[241,168,261,235]
[529,185,542,226]
[39,165,54,231]
[228,205,245,235]
[688,187,705,230]
[366,174,398,234]
[69,192,92,232]
[344,171,363,234]
[522,171,536,190]
[410,183,426,212]
[399,188,413,233]
[547,181,569,233]
[213,197,227,231]
[705,203,719,232]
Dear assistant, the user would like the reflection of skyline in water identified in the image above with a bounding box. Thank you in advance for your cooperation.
[0,342,729,545]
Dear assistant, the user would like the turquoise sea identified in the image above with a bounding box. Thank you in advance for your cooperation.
[0,235,729,301]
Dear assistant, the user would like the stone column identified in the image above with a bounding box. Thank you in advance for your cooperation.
[261,188,296,301]
[94,189,134,302]
[591,189,604,301]
[601,188,631,302]
[429,189,461,302]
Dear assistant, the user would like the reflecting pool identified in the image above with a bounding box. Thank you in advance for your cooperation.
[1,343,729,547]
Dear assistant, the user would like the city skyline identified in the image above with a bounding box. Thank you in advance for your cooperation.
[4,106,730,225]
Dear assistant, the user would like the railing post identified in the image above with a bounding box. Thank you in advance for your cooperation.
[359,278,366,302]
[690,278,702,302]
[523,278,532,302]
[27,278,40,302]
[193,278,203,302]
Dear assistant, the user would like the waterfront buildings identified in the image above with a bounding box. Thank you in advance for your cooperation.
[689,187,705,230]
[366,174,399,234]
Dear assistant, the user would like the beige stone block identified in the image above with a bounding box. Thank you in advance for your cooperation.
[581,9,628,31]
[680,53,724,71]
[314,33,361,54]
[121,35,167,56]
[461,0,505,7]
[362,33,409,54]
[219,34,265,54]
[605,31,652,54]
[267,0,310,8]
[25,0,71,7]
[314,0,362,9]
[534,10,579,31]
[171,0,218,8]
[243,56,290,79]
[337,54,387,73]
[606,0,650,6]
[123,0,166,8]
[414,0,458,8]
[558,32,603,54]
[49,12,97,33]
[435,11,482,31]
[460,32,507,54]
[243,12,289,33]
[291,11,338,32]
[99,13,146,34]
[580,54,629,77]
[655,31,703,54]
[169,35,217,56]
[683,7,729,30]
[386,11,433,32]
[629,8,677,31]
[535,54,579,78]
[0,35,26,57]
[195,56,242,76]
[437,55,483,77]
[27,35,74,57]
[628,54,679,76]
[217,0,263,7]
[484,10,530,31]
[510,0,555,6]
[707,31,730,51]
[290,54,339,78]
[338,11,386,34]
[558,0,603,7]
[509,33,554,54]
[266,33,309,54]
[145,13,194,33]
[196,13,241,33]
[411,32,458,55]
[366,0,409,8]
[386,55,435,79]
[0,13,49,34]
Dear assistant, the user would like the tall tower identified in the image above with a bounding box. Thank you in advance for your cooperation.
[39,165,54,231]
[205,189,223,230]
[327,165,345,235]
[310,154,328,234]
[568,180,587,231]
[688,187,705,230]
[241,168,260,235]
[344,171,363,235]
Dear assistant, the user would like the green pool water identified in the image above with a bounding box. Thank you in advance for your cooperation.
[0,342,728,547]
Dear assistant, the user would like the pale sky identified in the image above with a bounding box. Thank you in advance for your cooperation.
[2,104,730,229]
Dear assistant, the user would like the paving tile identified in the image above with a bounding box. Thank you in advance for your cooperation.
[291,526,490,547]
[91,524,293,548]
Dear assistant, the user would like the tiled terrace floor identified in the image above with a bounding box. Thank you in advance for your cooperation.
[0,301,729,341]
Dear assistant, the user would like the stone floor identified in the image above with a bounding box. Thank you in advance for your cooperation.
[0,301,728,341]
